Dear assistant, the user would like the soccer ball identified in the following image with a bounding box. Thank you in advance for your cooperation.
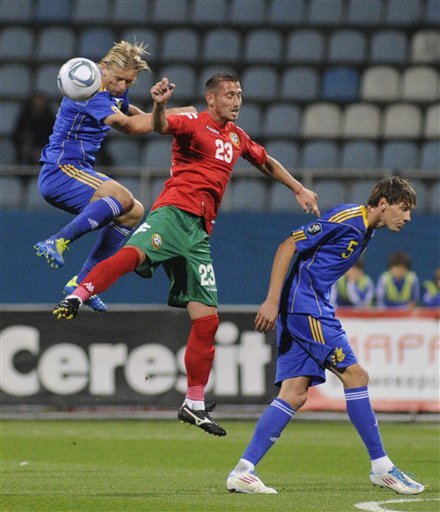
[57,58,102,101]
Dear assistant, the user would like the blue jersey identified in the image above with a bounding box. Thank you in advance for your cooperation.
[280,204,375,318]
[40,88,129,167]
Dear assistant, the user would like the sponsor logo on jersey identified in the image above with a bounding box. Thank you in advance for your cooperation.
[151,233,162,249]
[229,132,240,147]
[206,125,220,134]
[307,223,322,236]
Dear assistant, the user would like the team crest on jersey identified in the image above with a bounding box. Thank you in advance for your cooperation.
[151,233,162,249]
[307,223,322,236]
[229,132,240,148]
[331,347,345,364]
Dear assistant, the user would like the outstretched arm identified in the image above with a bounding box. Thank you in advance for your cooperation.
[151,77,176,134]
[255,236,297,333]
[256,154,320,216]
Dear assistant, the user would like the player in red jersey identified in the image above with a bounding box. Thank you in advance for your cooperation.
[52,72,320,436]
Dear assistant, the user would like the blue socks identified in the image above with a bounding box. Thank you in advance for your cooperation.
[345,386,386,460]
[53,197,125,243]
[77,221,132,282]
[242,398,295,466]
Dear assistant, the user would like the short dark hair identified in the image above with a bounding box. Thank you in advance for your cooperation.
[367,176,416,208]
[388,251,411,269]
[205,72,240,93]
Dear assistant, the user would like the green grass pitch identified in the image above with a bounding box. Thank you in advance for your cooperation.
[1,419,439,512]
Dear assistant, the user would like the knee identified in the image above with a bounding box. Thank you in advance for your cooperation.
[279,388,308,411]
[345,365,369,388]
[129,199,145,222]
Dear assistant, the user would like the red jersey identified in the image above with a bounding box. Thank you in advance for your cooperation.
[151,111,267,235]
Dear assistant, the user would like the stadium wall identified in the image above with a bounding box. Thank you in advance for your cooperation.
[1,308,438,413]
[1,210,439,304]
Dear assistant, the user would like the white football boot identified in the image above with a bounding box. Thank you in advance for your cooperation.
[370,466,425,494]
[226,471,277,494]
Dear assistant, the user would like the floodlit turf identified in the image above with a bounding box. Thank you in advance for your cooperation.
[1,419,439,512]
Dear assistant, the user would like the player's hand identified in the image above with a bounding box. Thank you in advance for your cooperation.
[255,299,279,333]
[295,186,320,217]
[151,77,176,104]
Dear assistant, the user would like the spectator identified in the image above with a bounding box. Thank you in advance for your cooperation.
[332,260,375,307]
[13,93,55,164]
[422,267,440,307]
[376,252,420,308]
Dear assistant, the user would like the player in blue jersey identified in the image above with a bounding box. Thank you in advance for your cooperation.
[34,41,193,312]
[227,177,425,496]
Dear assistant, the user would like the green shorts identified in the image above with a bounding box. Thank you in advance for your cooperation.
[126,206,218,309]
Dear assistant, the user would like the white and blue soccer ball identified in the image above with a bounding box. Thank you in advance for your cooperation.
[57,58,102,101]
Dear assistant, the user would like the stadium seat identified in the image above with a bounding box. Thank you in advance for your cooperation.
[106,139,141,167]
[410,180,429,211]
[286,30,324,63]
[381,142,418,171]
[328,30,367,63]
[263,104,301,138]
[199,65,237,87]
[385,0,423,25]
[152,0,188,23]
[235,103,263,138]
[202,29,241,63]
[35,64,62,98]
[301,141,338,170]
[157,65,196,101]
[119,29,159,58]
[162,29,199,63]
[348,180,377,204]
[341,141,378,171]
[269,0,305,26]
[231,179,266,211]
[420,141,440,170]
[0,64,32,98]
[112,0,149,22]
[426,0,440,24]
[244,30,283,64]
[342,104,381,139]
[192,0,227,24]
[370,31,407,63]
[241,67,278,101]
[411,30,440,64]
[73,0,111,21]
[308,0,343,25]
[322,67,359,102]
[269,182,298,212]
[425,104,440,139]
[230,0,266,25]
[35,0,71,21]
[346,0,382,25]
[36,27,75,60]
[264,141,299,170]
[0,178,23,209]
[302,104,341,138]
[401,67,439,101]
[141,139,173,168]
[0,139,16,165]
[0,101,21,136]
[0,27,34,59]
[0,0,33,21]
[281,67,319,101]
[78,29,116,61]
[361,66,400,101]
[383,104,422,138]
[313,180,346,211]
